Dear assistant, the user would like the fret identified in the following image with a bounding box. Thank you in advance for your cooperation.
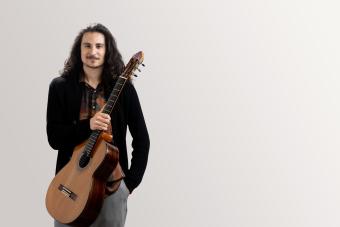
[89,138,96,143]
[89,138,95,143]
[84,147,90,154]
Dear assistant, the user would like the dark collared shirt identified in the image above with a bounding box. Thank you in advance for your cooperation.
[79,77,106,121]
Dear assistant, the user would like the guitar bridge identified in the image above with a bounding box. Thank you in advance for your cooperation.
[58,184,77,201]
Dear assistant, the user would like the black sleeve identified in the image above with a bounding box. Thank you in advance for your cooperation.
[46,78,92,151]
[123,82,150,193]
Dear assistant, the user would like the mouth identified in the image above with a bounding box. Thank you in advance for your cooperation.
[87,56,100,60]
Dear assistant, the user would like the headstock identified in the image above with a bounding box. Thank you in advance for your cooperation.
[121,51,145,80]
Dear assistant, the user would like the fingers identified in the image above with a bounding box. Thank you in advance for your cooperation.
[100,105,106,112]
[90,112,111,131]
[97,113,111,124]
[95,119,108,130]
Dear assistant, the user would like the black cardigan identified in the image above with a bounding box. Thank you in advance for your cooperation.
[46,75,150,193]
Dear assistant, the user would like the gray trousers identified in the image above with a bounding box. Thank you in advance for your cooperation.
[54,180,129,227]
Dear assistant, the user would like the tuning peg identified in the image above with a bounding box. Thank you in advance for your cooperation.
[141,63,145,67]
[133,74,138,77]
[137,68,141,72]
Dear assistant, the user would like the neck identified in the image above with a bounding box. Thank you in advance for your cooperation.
[83,65,103,88]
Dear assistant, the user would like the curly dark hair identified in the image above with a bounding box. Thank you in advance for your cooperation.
[61,23,125,90]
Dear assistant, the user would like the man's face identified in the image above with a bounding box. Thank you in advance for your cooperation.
[81,32,106,69]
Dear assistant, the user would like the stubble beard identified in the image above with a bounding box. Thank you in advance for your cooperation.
[84,62,104,69]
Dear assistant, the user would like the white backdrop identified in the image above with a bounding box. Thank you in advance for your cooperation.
[1,0,340,226]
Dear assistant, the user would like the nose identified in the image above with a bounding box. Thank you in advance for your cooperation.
[90,47,97,55]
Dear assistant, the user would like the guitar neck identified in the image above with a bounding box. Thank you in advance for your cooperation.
[102,76,129,115]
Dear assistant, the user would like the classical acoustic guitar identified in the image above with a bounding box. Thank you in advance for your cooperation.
[45,51,144,226]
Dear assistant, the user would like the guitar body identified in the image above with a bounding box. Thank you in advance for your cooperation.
[45,133,119,226]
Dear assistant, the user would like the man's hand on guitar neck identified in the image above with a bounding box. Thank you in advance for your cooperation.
[90,111,111,131]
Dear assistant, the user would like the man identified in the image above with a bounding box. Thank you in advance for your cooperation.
[47,23,150,227]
